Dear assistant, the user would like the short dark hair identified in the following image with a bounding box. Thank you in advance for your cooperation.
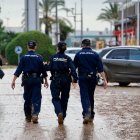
[27,40,37,49]
[57,41,67,53]
[82,39,91,46]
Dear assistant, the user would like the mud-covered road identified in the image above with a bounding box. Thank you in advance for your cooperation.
[95,83,140,140]
[0,69,140,140]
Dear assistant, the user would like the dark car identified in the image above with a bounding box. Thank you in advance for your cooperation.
[97,46,116,58]
[99,46,140,86]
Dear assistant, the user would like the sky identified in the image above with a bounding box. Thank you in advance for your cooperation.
[0,0,110,31]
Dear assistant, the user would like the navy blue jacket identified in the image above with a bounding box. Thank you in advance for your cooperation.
[14,51,47,77]
[74,47,103,76]
[48,52,78,82]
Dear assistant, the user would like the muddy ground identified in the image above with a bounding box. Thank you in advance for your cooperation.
[0,69,140,140]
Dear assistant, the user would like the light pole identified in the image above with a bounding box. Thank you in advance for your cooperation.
[65,0,83,44]
[137,0,140,45]
[6,17,10,27]
[121,4,124,45]
[65,5,76,38]
[107,0,130,45]
[125,0,139,45]
[81,0,83,42]
[55,0,59,45]
[65,2,82,39]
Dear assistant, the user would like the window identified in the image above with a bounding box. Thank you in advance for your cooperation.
[106,49,129,59]
[99,49,112,58]
[129,49,140,60]
[65,49,80,54]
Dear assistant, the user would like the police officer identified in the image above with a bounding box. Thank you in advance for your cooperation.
[11,40,48,123]
[74,39,107,124]
[47,41,77,125]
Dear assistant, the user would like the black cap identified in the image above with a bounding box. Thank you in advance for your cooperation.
[57,41,67,48]
[27,40,36,48]
[82,39,91,46]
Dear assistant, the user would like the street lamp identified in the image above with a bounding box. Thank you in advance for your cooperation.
[67,0,83,43]
[65,2,81,39]
[132,0,140,46]
[55,0,59,44]
[65,6,76,38]
[81,0,83,42]
[128,0,140,45]
[121,3,124,45]
[136,0,140,45]
[6,17,10,27]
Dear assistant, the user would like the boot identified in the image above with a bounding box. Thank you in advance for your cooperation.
[32,115,38,124]
[83,116,90,124]
[58,113,63,125]
[25,116,31,122]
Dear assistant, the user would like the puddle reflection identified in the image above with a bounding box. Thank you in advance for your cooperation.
[17,122,47,139]
[53,125,67,140]
[80,123,94,140]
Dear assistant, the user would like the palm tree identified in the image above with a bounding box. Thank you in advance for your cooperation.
[59,18,74,41]
[39,0,65,34]
[97,2,119,27]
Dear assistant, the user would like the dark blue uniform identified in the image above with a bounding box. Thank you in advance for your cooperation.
[74,47,103,119]
[48,52,77,119]
[14,51,47,118]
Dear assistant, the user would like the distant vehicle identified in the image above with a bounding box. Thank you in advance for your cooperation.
[100,46,140,86]
[65,47,98,60]
[65,47,82,60]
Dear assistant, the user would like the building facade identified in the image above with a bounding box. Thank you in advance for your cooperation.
[66,30,115,49]
[113,1,139,45]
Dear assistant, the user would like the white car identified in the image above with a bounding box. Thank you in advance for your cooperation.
[65,47,82,60]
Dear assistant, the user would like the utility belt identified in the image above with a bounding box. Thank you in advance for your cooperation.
[21,73,41,86]
[50,72,69,80]
[23,73,40,78]
[79,72,96,78]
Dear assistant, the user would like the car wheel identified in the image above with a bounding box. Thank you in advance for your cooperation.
[119,82,130,87]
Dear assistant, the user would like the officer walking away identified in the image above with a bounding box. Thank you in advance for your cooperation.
[74,39,107,124]
[46,41,78,125]
[11,40,48,124]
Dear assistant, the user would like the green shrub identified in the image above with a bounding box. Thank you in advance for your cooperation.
[5,31,56,65]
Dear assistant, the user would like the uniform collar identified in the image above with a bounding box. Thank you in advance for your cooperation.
[82,47,92,50]
[57,52,64,54]
[28,50,35,54]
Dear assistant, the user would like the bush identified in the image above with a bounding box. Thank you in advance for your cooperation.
[5,31,56,65]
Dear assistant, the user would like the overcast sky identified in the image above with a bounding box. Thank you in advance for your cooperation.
[0,0,110,31]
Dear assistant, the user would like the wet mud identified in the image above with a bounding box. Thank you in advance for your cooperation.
[0,69,140,140]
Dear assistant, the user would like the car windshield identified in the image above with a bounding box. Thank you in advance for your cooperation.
[65,49,81,54]
[97,48,113,58]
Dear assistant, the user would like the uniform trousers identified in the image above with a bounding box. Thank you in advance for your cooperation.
[50,76,71,119]
[23,77,42,117]
[78,75,96,119]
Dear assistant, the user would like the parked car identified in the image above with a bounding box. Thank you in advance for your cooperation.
[65,47,98,60]
[97,46,116,58]
[65,47,82,60]
[100,46,140,86]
